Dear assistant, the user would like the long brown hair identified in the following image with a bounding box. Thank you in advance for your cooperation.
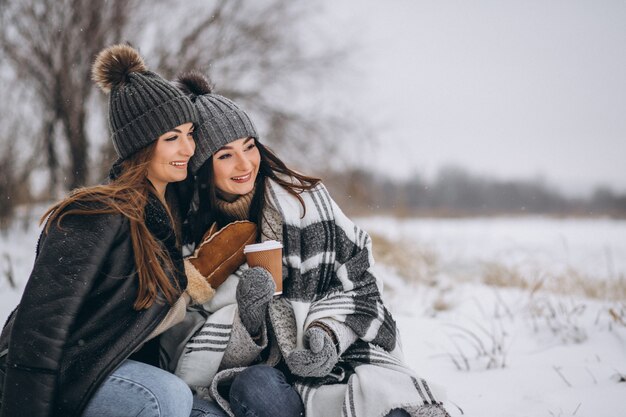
[193,141,321,242]
[42,144,181,310]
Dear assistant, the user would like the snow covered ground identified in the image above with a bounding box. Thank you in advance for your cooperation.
[1,213,625,416]
[357,216,626,283]
[359,216,626,417]
[388,275,625,417]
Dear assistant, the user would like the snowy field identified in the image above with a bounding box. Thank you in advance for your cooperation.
[358,216,626,417]
[1,212,625,416]
[357,216,626,284]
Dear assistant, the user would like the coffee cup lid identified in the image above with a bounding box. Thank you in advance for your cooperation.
[244,240,283,253]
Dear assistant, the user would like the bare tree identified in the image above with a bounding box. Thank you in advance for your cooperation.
[141,0,350,171]
[1,0,350,193]
[0,51,35,230]
[0,0,136,191]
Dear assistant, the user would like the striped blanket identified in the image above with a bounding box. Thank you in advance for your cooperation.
[265,178,397,350]
[262,179,449,417]
[171,271,239,387]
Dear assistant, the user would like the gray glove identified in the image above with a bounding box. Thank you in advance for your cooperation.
[236,266,275,336]
[286,327,339,378]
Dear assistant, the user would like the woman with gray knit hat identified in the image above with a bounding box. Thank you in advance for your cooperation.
[0,45,220,417]
[160,72,451,417]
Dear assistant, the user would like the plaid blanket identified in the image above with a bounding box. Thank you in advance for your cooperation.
[167,272,238,387]
[262,179,449,417]
[266,179,397,349]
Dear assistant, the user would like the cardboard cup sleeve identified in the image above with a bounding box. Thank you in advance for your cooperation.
[244,240,283,295]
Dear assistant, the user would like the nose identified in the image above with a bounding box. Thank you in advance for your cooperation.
[235,152,252,170]
[180,135,195,156]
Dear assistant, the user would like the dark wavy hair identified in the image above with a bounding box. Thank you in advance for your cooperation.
[191,140,320,243]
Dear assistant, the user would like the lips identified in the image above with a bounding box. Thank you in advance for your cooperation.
[169,161,188,169]
[231,172,252,183]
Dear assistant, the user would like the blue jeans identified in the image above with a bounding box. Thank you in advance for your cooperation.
[83,359,226,417]
[192,396,229,417]
[230,365,304,417]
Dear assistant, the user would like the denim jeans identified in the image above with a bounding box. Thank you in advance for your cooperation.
[83,359,226,417]
[230,365,304,417]
[191,396,229,417]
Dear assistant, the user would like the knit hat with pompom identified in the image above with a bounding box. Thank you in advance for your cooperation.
[175,71,258,173]
[92,44,197,160]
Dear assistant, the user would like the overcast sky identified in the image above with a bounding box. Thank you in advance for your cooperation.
[311,0,626,195]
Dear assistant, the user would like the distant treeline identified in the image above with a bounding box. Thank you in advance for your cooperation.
[323,166,626,218]
[2,165,624,232]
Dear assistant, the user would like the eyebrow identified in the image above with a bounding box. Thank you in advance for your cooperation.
[165,125,194,135]
[216,137,255,152]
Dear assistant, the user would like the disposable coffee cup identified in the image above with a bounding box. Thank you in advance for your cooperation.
[244,240,283,295]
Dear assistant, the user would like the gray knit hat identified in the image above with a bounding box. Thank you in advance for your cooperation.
[92,44,197,160]
[175,71,258,173]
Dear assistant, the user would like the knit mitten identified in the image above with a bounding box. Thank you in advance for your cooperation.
[236,266,275,336]
[285,327,339,378]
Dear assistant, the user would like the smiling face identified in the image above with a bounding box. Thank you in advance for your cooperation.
[211,137,260,199]
[147,122,196,197]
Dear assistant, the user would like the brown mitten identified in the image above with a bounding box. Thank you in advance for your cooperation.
[185,220,257,292]
[184,260,215,304]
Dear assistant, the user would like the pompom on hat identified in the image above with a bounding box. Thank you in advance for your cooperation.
[92,44,197,160]
[175,71,258,173]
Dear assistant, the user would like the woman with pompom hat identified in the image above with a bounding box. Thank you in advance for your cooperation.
[0,45,219,417]
[159,72,450,417]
